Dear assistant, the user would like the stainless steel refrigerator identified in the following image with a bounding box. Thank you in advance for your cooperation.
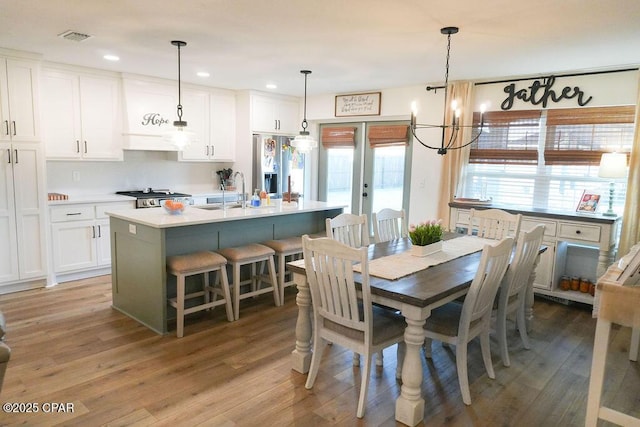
[252,134,305,198]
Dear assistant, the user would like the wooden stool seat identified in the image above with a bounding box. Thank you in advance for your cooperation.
[166,251,234,338]
[262,237,304,302]
[217,243,281,320]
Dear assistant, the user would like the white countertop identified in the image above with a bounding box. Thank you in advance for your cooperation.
[106,200,345,229]
[48,194,136,205]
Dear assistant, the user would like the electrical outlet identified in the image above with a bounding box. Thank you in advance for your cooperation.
[128,224,137,234]
[72,171,80,182]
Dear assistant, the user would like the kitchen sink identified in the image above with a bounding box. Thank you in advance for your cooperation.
[194,203,244,211]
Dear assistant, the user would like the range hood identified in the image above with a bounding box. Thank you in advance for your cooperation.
[122,75,179,151]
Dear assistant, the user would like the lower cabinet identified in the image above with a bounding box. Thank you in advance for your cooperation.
[449,205,621,305]
[50,201,133,281]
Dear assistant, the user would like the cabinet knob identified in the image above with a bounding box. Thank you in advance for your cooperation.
[575,230,581,234]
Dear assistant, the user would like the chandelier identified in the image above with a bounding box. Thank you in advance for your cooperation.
[410,27,486,155]
[164,40,195,150]
[291,70,318,153]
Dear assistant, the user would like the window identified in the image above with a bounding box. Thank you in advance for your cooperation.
[461,106,635,212]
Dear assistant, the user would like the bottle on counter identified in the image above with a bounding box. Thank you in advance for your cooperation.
[251,190,261,207]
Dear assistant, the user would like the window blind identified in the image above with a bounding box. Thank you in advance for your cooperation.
[321,126,356,148]
[367,125,409,147]
[469,110,541,164]
[544,106,635,165]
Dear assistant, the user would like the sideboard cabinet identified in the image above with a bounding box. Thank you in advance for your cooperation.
[449,202,621,305]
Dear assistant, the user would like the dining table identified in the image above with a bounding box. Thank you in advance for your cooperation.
[287,233,544,426]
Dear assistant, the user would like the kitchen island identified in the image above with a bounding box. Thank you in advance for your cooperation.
[107,200,344,334]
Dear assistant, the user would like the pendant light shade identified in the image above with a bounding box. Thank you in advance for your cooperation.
[163,40,195,150]
[291,70,318,153]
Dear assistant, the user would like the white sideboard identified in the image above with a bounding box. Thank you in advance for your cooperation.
[449,203,622,305]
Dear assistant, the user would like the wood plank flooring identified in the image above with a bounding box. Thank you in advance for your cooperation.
[0,275,638,426]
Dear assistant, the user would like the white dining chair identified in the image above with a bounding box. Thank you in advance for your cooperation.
[372,208,408,243]
[326,213,370,248]
[301,235,406,418]
[468,208,522,241]
[423,237,514,405]
[495,224,545,367]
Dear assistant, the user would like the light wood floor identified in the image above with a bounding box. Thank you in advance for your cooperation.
[0,275,638,426]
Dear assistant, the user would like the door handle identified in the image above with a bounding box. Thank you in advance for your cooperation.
[84,141,87,154]
[92,225,96,239]
[206,145,209,156]
[97,225,102,238]
[76,140,80,153]
[11,121,16,136]
[13,149,17,164]
[3,120,7,136]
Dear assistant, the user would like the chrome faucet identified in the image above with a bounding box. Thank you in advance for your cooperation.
[220,181,226,210]
[233,171,246,208]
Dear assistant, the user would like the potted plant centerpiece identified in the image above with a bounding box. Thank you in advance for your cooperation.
[409,220,443,257]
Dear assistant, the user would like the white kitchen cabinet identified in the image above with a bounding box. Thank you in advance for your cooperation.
[41,68,122,160]
[50,201,133,278]
[251,93,299,134]
[179,89,236,162]
[0,57,40,142]
[450,204,621,305]
[0,142,47,289]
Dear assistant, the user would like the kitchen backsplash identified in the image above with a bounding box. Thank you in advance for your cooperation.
[46,150,233,196]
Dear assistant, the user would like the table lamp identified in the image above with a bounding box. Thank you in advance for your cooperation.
[598,152,627,216]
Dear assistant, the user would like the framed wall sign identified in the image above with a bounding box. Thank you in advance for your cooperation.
[335,92,381,117]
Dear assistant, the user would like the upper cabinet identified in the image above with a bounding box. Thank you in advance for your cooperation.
[179,89,236,162]
[41,67,123,160]
[251,93,299,135]
[0,57,40,142]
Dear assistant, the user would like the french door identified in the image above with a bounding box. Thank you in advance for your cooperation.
[318,121,412,226]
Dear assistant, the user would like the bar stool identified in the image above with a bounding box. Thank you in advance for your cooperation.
[262,236,304,303]
[217,243,281,320]
[166,251,234,338]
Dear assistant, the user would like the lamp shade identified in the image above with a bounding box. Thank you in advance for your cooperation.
[598,152,627,179]
[291,132,317,153]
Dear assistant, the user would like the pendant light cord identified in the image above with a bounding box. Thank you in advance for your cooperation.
[301,70,311,132]
[176,43,183,121]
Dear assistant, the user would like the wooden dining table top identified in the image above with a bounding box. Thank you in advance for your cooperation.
[288,233,485,309]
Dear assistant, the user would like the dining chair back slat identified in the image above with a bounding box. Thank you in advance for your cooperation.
[372,208,408,243]
[326,213,370,248]
[468,208,522,241]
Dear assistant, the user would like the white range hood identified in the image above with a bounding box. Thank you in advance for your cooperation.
[122,75,178,151]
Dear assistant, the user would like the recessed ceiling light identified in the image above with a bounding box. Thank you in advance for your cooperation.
[266,83,277,89]
[197,71,210,78]
[103,54,120,61]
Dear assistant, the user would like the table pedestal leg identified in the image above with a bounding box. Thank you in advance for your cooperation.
[291,272,312,373]
[395,316,425,426]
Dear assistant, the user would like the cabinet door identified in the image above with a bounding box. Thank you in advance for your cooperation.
[275,98,300,135]
[178,90,210,160]
[210,92,236,161]
[13,143,47,279]
[0,58,40,141]
[79,75,122,160]
[41,70,82,158]
[251,94,277,133]
[51,220,97,272]
[0,143,19,283]
[96,218,111,267]
[533,241,554,290]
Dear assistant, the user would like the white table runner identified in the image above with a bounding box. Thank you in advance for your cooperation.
[354,236,498,281]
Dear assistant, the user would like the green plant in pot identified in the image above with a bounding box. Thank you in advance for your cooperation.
[409,220,443,256]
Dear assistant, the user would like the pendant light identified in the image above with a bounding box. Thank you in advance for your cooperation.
[291,70,318,153]
[164,40,194,150]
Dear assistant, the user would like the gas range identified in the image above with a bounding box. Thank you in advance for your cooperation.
[116,189,191,209]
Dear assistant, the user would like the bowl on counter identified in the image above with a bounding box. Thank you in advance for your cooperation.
[161,199,186,215]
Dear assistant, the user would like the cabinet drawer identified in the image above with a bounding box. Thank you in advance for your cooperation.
[521,219,557,237]
[558,222,601,243]
[96,202,134,219]
[50,205,95,222]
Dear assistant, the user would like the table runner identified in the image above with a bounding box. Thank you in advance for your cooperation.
[353,236,497,281]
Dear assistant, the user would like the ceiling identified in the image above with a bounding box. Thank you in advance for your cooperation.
[1,0,639,96]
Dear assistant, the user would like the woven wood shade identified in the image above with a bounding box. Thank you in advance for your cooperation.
[321,126,356,148]
[367,125,409,147]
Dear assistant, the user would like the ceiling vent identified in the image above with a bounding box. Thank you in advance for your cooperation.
[58,30,92,42]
